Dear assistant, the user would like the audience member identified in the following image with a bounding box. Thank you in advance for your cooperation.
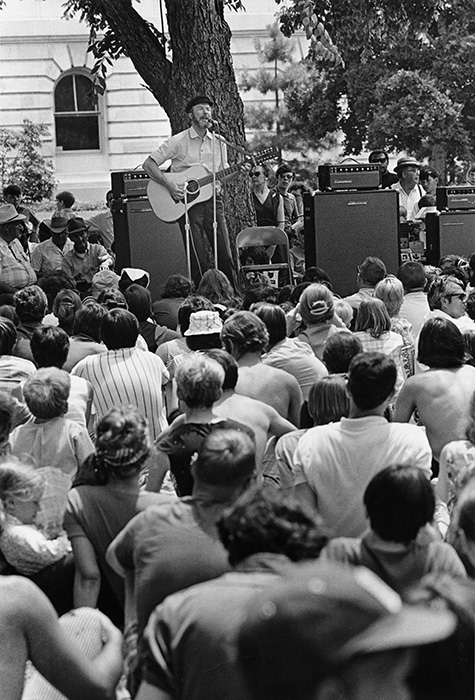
[253,302,327,400]
[152,354,254,495]
[419,165,439,195]
[62,218,112,296]
[55,190,76,218]
[124,283,178,353]
[90,269,120,301]
[397,260,430,335]
[342,256,387,312]
[426,274,475,332]
[11,284,48,362]
[31,214,73,278]
[64,406,170,625]
[86,189,115,251]
[294,352,431,537]
[52,288,82,336]
[374,274,415,376]
[152,274,194,330]
[62,301,106,372]
[250,162,285,229]
[0,318,36,403]
[222,311,303,425]
[136,488,327,700]
[71,308,169,440]
[196,268,241,310]
[322,465,466,591]
[297,283,346,361]
[446,477,475,578]
[395,317,475,463]
[321,332,363,375]
[274,163,302,238]
[3,183,39,233]
[238,560,455,700]
[0,204,37,291]
[368,149,398,188]
[204,348,295,470]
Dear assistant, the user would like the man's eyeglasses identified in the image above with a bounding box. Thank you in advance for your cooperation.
[249,171,263,178]
[444,292,466,301]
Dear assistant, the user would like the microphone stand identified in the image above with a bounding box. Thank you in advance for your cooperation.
[211,124,218,270]
[183,185,192,280]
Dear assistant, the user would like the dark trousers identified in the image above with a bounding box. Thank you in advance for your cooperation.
[179,196,236,287]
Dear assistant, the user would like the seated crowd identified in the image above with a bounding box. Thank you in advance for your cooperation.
[0,183,474,700]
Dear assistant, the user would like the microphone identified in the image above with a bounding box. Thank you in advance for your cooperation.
[207,119,220,130]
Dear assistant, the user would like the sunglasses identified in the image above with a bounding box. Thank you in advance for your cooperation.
[249,170,264,177]
[444,293,466,301]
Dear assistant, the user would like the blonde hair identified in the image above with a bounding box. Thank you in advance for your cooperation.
[355,298,391,338]
[374,275,404,317]
[23,368,71,419]
[0,458,44,531]
[299,284,334,325]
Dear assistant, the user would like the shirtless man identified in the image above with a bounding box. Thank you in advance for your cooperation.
[204,349,296,467]
[394,316,475,461]
[221,311,303,426]
[0,576,122,700]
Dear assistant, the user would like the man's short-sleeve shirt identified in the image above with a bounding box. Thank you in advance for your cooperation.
[149,126,228,174]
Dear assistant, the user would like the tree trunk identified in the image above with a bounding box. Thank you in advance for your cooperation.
[91,0,255,252]
[431,143,447,185]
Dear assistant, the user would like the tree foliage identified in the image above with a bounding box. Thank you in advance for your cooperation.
[0,120,56,201]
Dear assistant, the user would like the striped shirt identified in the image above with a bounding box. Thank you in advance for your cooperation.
[71,347,169,439]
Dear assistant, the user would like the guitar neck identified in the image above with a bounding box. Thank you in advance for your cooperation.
[198,163,240,188]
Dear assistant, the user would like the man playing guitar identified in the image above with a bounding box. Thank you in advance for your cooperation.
[143,95,238,286]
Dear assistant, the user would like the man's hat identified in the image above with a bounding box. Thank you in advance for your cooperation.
[238,561,456,698]
[184,310,223,336]
[0,203,26,226]
[394,156,421,174]
[67,217,90,236]
[185,95,213,113]
[44,213,69,234]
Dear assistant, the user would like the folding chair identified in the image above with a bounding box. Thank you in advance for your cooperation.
[236,227,294,290]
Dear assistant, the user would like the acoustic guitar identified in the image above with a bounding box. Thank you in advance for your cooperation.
[147,148,278,222]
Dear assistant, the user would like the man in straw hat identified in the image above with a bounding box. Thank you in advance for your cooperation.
[30,213,73,279]
[391,156,425,220]
[62,217,113,296]
[0,203,37,292]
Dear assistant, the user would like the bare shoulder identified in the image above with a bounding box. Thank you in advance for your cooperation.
[0,576,42,621]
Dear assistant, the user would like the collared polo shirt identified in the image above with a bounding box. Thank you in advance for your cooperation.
[31,237,73,275]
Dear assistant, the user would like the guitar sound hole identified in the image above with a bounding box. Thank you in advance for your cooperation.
[185,179,200,195]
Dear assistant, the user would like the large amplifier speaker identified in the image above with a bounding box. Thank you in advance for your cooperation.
[304,190,400,298]
[112,197,187,301]
[425,211,475,266]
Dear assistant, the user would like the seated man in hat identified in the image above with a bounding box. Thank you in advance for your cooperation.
[143,94,242,287]
[0,204,37,292]
[61,218,113,296]
[3,184,40,236]
[391,156,425,220]
[31,214,73,279]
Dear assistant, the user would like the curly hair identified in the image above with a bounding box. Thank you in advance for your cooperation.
[23,368,70,419]
[221,311,269,356]
[217,488,328,567]
[161,274,194,299]
[13,285,48,323]
[175,354,224,409]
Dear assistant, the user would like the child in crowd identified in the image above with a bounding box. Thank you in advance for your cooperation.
[9,368,94,535]
[0,458,71,575]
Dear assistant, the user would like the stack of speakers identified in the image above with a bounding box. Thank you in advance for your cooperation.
[425,186,475,266]
[304,164,400,298]
[111,170,186,301]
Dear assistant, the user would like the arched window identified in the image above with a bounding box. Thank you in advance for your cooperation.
[54,72,100,151]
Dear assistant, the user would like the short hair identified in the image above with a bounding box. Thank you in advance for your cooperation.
[466,290,475,321]
[177,295,214,334]
[464,330,475,367]
[418,317,465,368]
[241,286,279,310]
[193,429,255,489]
[397,261,426,291]
[420,166,439,181]
[3,184,22,197]
[252,303,286,347]
[162,274,194,299]
[374,275,405,317]
[347,352,397,410]
[52,289,82,335]
[56,191,75,208]
[0,318,17,355]
[0,390,15,443]
[100,308,139,350]
[13,286,47,323]
[307,375,349,426]
[217,488,327,567]
[428,276,464,311]
[299,284,334,325]
[97,288,128,311]
[202,348,238,391]
[322,333,363,374]
[358,256,387,286]
[30,326,70,369]
[38,271,76,310]
[72,301,106,342]
[355,298,391,338]
[0,458,45,520]
[92,406,151,483]
[369,149,389,163]
[23,368,71,419]
[123,284,152,323]
[419,194,436,208]
[364,465,435,543]
[221,311,269,355]
[333,300,353,327]
[302,267,332,288]
[175,354,224,408]
[276,163,294,179]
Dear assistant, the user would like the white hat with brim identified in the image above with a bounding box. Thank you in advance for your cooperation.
[394,156,422,174]
[0,203,26,225]
[184,310,223,336]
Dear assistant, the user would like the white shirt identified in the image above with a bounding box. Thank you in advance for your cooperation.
[391,181,425,220]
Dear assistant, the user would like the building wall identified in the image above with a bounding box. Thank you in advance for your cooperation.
[0,0,307,199]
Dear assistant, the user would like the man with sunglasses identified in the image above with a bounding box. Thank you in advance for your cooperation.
[368,149,398,189]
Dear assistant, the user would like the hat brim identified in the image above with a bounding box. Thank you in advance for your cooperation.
[1,213,26,225]
[339,606,455,660]
[68,227,89,236]
[48,223,69,234]
[184,327,222,336]
[394,163,421,174]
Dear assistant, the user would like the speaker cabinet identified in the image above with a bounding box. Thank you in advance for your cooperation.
[425,211,475,266]
[112,198,187,301]
[304,190,400,298]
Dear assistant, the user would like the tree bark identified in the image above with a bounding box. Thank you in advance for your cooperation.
[431,143,447,185]
[91,0,255,251]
